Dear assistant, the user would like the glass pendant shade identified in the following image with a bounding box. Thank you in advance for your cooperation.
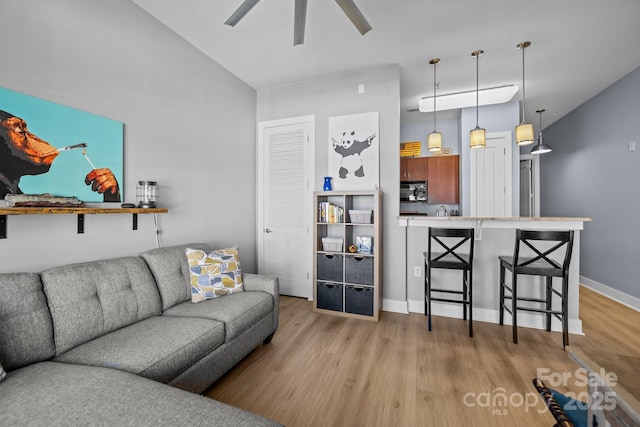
[428,131,442,152]
[470,127,486,148]
[516,122,535,145]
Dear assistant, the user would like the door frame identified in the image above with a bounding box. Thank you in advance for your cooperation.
[256,115,315,299]
[519,153,540,217]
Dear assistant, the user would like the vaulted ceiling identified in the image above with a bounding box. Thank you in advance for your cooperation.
[132,0,640,128]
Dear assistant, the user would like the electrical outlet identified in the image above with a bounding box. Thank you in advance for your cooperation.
[414,266,421,277]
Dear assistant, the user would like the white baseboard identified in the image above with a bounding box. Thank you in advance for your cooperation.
[385,299,584,335]
[580,276,640,312]
[382,298,409,314]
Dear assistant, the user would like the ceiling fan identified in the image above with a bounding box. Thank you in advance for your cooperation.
[224,0,372,45]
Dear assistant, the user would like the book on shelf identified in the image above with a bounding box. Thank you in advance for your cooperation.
[318,202,344,223]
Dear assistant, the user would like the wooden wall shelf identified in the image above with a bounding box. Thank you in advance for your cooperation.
[0,207,168,239]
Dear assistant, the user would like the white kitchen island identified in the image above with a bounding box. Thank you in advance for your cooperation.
[398,216,591,335]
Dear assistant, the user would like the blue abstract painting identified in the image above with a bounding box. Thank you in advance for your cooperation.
[0,87,123,202]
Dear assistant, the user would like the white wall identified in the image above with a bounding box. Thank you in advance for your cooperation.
[257,65,406,304]
[0,0,258,272]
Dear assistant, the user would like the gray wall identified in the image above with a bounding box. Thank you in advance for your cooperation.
[0,0,258,273]
[542,65,640,300]
[257,65,405,304]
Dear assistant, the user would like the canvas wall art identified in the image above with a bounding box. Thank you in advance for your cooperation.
[328,111,379,190]
[0,87,123,203]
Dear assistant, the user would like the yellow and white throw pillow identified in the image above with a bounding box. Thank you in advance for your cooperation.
[185,247,244,303]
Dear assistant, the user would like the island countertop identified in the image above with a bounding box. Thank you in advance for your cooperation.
[398,216,591,234]
[398,215,591,221]
[397,215,591,337]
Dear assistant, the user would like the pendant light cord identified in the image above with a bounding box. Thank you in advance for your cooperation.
[429,58,440,133]
[433,62,437,131]
[521,46,526,123]
[470,50,484,129]
[518,41,531,124]
[476,53,479,127]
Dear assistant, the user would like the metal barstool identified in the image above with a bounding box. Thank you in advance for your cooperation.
[499,229,574,348]
[424,227,475,337]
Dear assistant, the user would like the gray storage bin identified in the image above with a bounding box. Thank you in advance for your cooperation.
[345,285,374,316]
[345,255,373,285]
[317,253,343,282]
[317,282,343,312]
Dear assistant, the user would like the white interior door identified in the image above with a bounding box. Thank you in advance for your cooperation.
[470,131,512,217]
[257,116,314,298]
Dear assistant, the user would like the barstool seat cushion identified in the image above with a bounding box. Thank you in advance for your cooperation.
[499,256,563,276]
[424,252,471,269]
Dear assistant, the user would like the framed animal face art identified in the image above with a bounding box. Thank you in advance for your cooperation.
[328,112,379,190]
[0,87,123,203]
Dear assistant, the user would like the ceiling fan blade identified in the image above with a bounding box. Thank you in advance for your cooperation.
[294,0,308,45]
[224,0,261,26]
[335,0,372,35]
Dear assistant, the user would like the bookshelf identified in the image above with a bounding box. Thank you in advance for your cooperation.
[313,190,382,321]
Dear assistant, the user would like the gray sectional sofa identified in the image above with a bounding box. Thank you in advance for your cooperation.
[0,243,282,426]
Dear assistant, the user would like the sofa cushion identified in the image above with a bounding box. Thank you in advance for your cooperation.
[141,243,210,311]
[53,316,225,384]
[163,291,274,342]
[41,257,163,355]
[186,247,244,303]
[0,272,55,370]
[0,361,283,426]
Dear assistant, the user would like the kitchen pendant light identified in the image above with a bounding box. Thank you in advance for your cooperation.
[531,108,553,154]
[470,50,486,149]
[515,41,534,146]
[428,58,442,152]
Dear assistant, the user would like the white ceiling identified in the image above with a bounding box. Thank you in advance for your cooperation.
[131,0,640,128]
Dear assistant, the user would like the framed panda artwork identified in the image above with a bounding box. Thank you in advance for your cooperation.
[328,111,379,190]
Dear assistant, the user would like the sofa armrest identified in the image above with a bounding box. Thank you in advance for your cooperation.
[243,273,279,296]
[243,274,279,333]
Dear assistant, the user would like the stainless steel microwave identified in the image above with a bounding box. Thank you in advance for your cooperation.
[400,180,427,202]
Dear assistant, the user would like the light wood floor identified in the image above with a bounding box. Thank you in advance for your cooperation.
[205,286,640,426]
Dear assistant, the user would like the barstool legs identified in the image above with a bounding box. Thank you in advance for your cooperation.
[562,276,569,349]
[545,276,552,332]
[499,264,505,326]
[425,258,432,332]
[468,269,473,337]
[425,265,473,337]
[511,272,518,344]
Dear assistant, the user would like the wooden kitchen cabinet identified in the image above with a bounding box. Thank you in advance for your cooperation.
[400,157,429,181]
[427,155,459,204]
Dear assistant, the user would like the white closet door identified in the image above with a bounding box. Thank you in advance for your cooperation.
[257,116,314,298]
[470,132,512,217]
